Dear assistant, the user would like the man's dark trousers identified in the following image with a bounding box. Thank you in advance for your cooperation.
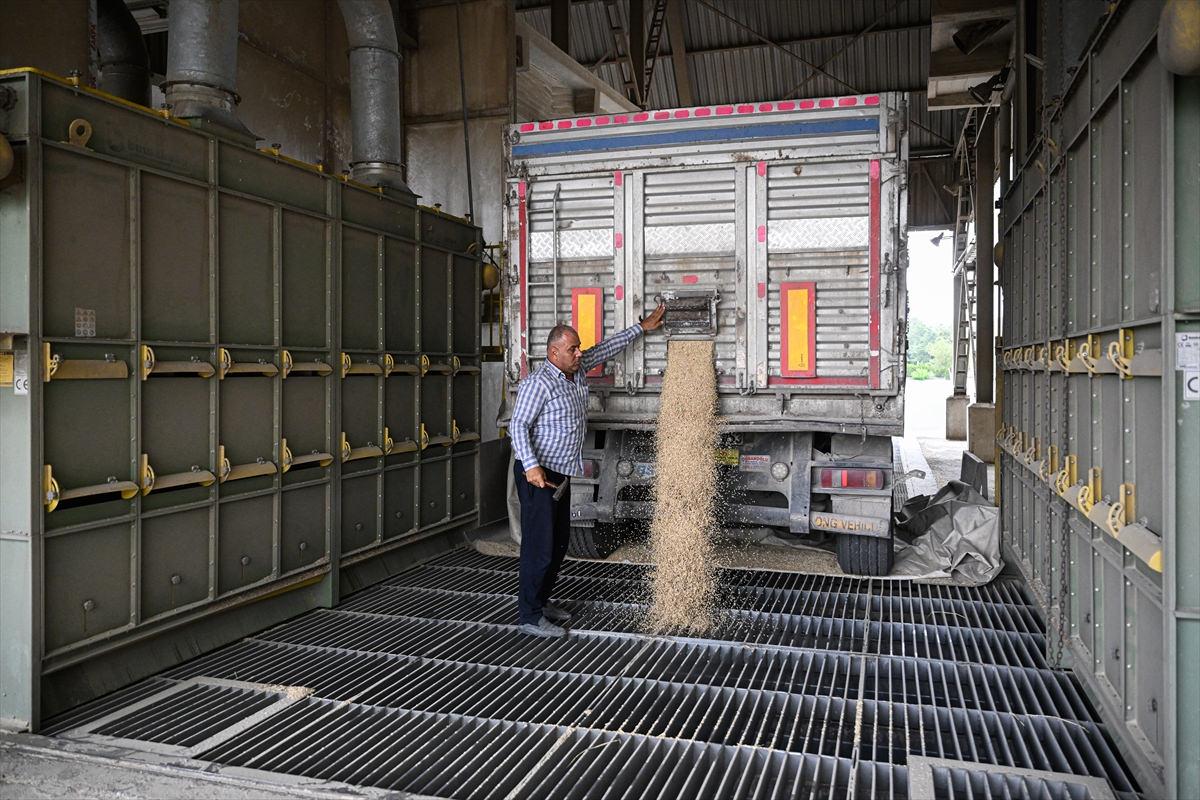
[514,460,571,624]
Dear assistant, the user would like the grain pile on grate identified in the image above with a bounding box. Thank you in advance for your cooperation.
[646,339,719,632]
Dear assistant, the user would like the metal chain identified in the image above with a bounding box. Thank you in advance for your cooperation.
[1052,513,1071,667]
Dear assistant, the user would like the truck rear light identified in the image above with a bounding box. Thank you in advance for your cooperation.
[818,467,885,490]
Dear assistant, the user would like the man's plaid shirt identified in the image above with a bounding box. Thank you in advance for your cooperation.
[510,324,643,477]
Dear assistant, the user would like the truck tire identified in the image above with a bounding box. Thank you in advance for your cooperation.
[569,524,616,559]
[836,532,894,576]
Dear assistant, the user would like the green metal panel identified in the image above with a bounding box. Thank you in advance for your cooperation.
[997,7,1198,797]
[1169,73,1200,800]
[0,70,482,728]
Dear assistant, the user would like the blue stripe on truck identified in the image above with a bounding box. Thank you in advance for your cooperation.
[511,117,880,158]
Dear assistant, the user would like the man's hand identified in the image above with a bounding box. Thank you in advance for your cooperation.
[525,466,558,490]
[640,302,666,332]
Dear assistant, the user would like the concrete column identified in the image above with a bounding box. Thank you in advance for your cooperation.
[969,115,996,462]
[974,115,995,404]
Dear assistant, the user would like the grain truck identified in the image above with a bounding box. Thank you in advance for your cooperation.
[502,93,909,575]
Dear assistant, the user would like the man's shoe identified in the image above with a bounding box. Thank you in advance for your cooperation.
[543,604,572,624]
[518,618,567,638]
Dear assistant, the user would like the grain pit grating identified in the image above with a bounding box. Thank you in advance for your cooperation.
[47,549,1139,799]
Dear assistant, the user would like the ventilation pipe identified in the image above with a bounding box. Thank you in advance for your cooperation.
[164,0,255,142]
[337,0,414,199]
[97,0,150,106]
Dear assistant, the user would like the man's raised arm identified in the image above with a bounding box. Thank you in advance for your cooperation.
[580,303,666,372]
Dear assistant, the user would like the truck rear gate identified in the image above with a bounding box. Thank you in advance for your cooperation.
[503,96,909,574]
[506,94,906,406]
[45,550,1139,799]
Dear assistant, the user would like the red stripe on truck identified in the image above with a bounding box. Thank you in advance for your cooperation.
[518,181,529,377]
[869,159,881,389]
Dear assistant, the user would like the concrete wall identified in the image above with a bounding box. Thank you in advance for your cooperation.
[236,0,354,175]
[0,0,96,84]
[403,0,512,244]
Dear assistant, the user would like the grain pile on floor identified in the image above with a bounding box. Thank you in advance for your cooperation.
[646,339,719,632]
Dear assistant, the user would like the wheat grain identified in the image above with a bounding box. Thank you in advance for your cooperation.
[645,339,719,633]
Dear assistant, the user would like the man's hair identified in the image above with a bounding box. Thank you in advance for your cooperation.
[546,324,577,352]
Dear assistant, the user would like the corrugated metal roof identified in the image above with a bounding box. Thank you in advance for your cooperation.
[516,0,961,153]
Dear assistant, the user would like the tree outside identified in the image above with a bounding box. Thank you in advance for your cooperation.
[907,318,954,380]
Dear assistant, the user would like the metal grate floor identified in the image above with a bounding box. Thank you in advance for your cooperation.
[47,549,1139,799]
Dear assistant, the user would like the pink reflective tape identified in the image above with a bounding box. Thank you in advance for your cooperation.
[634,112,649,122]
[557,120,572,129]
[614,114,629,124]
[519,123,535,133]
[614,284,624,301]
[596,115,611,125]
[865,95,880,106]
[674,109,689,118]
[737,104,754,113]
[757,225,767,243]
[757,282,766,299]
[695,107,711,117]
[800,100,815,109]
[577,118,592,127]
[757,161,767,177]
[819,98,834,108]
[838,97,857,106]
[682,274,699,284]
[758,102,774,112]
[613,171,623,187]
[778,101,795,111]
[716,105,734,115]
[614,232,623,249]
[654,111,670,120]
[538,121,553,130]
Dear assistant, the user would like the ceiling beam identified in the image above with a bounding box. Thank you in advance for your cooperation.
[550,0,570,54]
[579,21,931,68]
[664,0,693,106]
[629,0,646,106]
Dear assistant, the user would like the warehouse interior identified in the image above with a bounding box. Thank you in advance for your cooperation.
[1,1,1197,798]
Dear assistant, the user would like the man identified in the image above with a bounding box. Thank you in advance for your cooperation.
[510,303,666,637]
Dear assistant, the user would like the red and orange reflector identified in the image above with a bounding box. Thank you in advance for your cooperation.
[819,467,885,490]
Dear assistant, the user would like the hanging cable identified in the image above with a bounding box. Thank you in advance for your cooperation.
[454,0,476,223]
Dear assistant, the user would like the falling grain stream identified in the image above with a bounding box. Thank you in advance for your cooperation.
[646,339,719,633]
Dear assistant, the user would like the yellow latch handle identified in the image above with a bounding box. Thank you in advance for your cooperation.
[140,454,156,495]
[140,345,156,381]
[43,465,60,512]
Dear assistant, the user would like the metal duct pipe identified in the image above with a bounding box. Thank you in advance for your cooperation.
[337,0,414,199]
[164,0,255,141]
[97,0,150,106]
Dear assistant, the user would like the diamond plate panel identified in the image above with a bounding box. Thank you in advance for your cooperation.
[529,229,614,261]
[769,217,869,251]
[645,224,735,256]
